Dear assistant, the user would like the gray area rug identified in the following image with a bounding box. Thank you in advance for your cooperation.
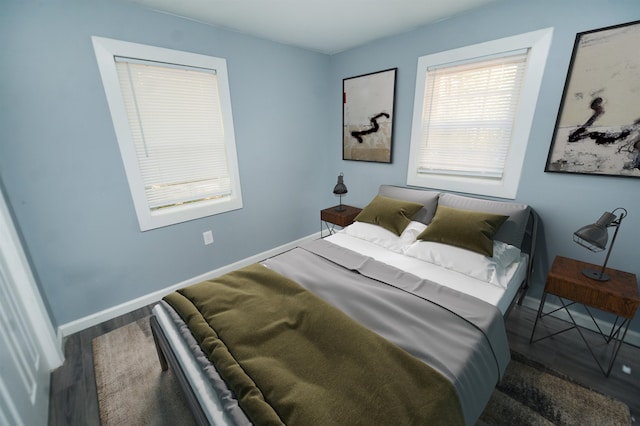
[477,352,631,426]
[92,318,196,425]
[93,317,631,425]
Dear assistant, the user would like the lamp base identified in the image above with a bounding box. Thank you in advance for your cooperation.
[335,205,346,212]
[582,268,610,281]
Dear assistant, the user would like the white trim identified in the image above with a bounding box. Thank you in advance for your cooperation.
[0,379,23,426]
[407,27,554,199]
[57,232,321,340]
[520,295,640,348]
[91,36,243,231]
[0,190,63,370]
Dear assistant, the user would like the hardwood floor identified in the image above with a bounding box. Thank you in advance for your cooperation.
[506,304,639,422]
[48,305,153,426]
[48,304,639,425]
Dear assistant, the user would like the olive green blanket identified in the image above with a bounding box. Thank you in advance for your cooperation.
[164,263,463,425]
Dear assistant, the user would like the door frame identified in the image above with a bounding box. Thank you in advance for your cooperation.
[0,189,63,370]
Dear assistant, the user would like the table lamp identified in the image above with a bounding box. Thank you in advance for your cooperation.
[333,173,348,211]
[573,207,627,281]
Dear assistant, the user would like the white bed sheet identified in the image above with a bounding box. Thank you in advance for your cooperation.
[325,232,527,315]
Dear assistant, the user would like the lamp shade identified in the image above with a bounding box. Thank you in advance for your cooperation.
[573,211,616,252]
[572,208,627,281]
[333,173,347,195]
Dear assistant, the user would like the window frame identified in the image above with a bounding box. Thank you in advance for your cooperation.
[92,36,243,231]
[407,28,553,199]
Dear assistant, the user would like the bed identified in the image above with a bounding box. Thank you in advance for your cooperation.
[149,185,538,426]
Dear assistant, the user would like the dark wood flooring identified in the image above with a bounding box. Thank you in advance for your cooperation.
[48,304,639,425]
[506,304,639,422]
[48,305,153,426]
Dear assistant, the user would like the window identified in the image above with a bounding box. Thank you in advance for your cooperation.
[407,28,553,199]
[92,37,243,231]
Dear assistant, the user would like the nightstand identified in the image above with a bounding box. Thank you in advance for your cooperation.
[530,255,640,376]
[320,205,362,237]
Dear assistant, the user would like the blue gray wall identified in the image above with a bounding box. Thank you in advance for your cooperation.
[1,0,333,326]
[329,0,640,333]
[2,0,640,336]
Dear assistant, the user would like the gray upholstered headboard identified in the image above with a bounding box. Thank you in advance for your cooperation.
[377,185,531,249]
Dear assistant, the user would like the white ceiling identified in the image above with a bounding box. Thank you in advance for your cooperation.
[125,0,501,54]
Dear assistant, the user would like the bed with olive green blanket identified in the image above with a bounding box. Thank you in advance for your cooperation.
[154,239,511,426]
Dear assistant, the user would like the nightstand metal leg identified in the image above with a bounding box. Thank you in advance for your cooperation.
[529,291,548,343]
[561,301,632,376]
[530,292,632,377]
[530,293,580,343]
[320,220,337,238]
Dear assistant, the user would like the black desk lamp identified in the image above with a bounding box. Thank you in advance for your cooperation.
[333,173,348,212]
[573,207,627,281]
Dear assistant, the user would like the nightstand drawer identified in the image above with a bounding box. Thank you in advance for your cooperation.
[320,205,362,228]
[545,256,639,318]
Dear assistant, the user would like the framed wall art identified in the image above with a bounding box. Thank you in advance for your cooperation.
[545,20,640,177]
[343,68,397,163]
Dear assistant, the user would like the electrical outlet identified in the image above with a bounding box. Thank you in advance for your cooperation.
[203,230,214,245]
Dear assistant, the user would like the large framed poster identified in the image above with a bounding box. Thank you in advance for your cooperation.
[343,68,397,163]
[546,20,640,177]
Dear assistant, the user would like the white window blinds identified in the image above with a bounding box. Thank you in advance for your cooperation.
[115,58,231,210]
[416,51,528,179]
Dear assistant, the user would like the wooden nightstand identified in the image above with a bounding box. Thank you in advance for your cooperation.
[530,255,640,376]
[320,205,362,237]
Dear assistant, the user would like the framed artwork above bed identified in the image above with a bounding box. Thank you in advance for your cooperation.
[545,20,640,178]
[343,68,397,163]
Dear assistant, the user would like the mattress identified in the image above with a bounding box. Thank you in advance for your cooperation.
[326,232,527,315]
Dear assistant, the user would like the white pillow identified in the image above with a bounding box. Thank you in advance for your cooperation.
[491,240,522,268]
[403,240,521,287]
[342,221,427,253]
[399,220,428,242]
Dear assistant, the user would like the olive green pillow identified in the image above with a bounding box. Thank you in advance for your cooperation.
[355,195,424,236]
[416,205,508,257]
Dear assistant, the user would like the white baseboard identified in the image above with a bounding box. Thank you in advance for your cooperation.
[57,232,321,345]
[519,295,640,348]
